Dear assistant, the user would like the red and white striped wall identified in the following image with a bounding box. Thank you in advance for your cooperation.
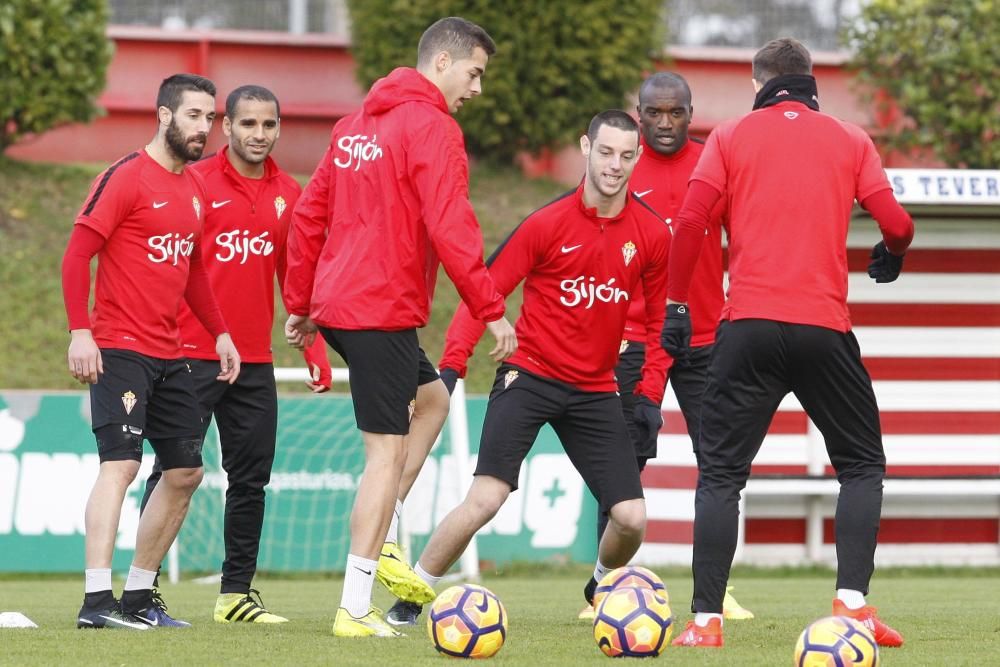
[636,220,1000,567]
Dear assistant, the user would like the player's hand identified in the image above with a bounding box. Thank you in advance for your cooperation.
[439,368,460,395]
[68,329,103,384]
[285,314,318,351]
[302,337,331,393]
[867,241,904,283]
[632,396,664,452]
[215,333,241,384]
[661,303,692,361]
[485,316,517,362]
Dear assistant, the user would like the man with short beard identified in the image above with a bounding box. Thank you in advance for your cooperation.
[139,85,332,624]
[62,73,240,629]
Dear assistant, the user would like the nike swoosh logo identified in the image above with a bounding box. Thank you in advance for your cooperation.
[634,189,653,197]
[354,566,372,576]
[381,551,402,562]
[211,200,231,208]
[152,201,168,209]
[561,244,583,254]
[101,614,148,629]
[475,593,490,613]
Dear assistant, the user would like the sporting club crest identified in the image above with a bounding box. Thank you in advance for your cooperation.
[619,339,629,355]
[192,196,201,220]
[121,390,137,415]
[622,240,637,267]
[503,370,519,389]
[408,399,416,422]
[274,195,287,219]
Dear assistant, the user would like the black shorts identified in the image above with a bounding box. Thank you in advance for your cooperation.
[475,365,644,514]
[90,349,203,465]
[319,328,439,435]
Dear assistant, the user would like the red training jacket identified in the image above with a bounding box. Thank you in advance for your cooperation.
[440,185,671,405]
[283,67,505,330]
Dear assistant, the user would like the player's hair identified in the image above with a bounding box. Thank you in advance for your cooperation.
[752,38,812,84]
[417,17,496,68]
[156,73,216,112]
[638,72,691,107]
[225,85,280,119]
[587,110,639,142]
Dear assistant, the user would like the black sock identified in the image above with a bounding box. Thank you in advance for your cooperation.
[120,589,152,613]
[83,590,115,609]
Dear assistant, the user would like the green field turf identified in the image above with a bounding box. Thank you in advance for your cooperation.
[1,569,997,665]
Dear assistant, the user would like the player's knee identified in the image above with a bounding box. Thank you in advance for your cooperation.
[95,424,144,464]
[465,478,509,522]
[415,380,450,420]
[609,498,646,539]
[154,436,205,489]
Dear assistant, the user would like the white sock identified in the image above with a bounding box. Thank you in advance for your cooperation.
[123,565,157,592]
[695,612,723,627]
[593,559,611,583]
[414,561,442,588]
[385,499,403,545]
[341,554,377,618]
[837,588,866,610]
[85,568,113,594]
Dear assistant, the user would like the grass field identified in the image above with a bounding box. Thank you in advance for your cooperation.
[1,568,998,665]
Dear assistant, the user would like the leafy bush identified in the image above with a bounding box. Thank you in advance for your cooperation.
[348,0,664,162]
[0,0,112,153]
[846,0,1000,168]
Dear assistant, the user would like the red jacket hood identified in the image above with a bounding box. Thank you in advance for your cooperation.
[363,67,449,116]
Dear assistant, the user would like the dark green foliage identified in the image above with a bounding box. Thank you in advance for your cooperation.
[348,0,664,162]
[0,0,112,153]
[846,0,1000,168]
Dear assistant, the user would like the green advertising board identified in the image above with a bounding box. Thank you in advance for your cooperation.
[0,391,597,574]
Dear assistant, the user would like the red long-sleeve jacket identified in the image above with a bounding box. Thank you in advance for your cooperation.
[441,185,672,404]
[282,67,505,330]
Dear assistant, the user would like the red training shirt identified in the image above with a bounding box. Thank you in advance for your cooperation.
[670,101,895,332]
[72,150,213,358]
[177,147,302,363]
[440,185,671,404]
[625,137,725,348]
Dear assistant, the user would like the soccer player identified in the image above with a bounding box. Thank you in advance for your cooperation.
[578,72,754,622]
[662,38,913,648]
[393,110,671,625]
[138,85,332,624]
[283,17,517,637]
[62,73,240,629]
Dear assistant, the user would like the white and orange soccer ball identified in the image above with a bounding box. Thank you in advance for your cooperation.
[592,566,668,610]
[794,615,879,666]
[427,584,507,659]
[593,586,674,657]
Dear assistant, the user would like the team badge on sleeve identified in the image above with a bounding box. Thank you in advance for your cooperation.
[503,370,519,389]
[274,196,287,219]
[122,390,137,415]
[192,196,201,220]
[622,241,637,267]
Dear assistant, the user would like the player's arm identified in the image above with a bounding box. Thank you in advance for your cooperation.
[283,140,334,347]
[410,121,510,339]
[854,132,915,283]
[635,233,671,407]
[439,220,538,384]
[61,225,106,384]
[185,242,240,383]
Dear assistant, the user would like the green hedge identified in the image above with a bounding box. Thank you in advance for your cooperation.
[348,0,664,162]
[0,0,112,153]
[846,0,1000,168]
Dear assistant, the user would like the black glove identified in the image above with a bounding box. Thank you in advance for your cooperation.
[660,303,692,360]
[439,368,460,395]
[632,396,664,453]
[867,241,904,283]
